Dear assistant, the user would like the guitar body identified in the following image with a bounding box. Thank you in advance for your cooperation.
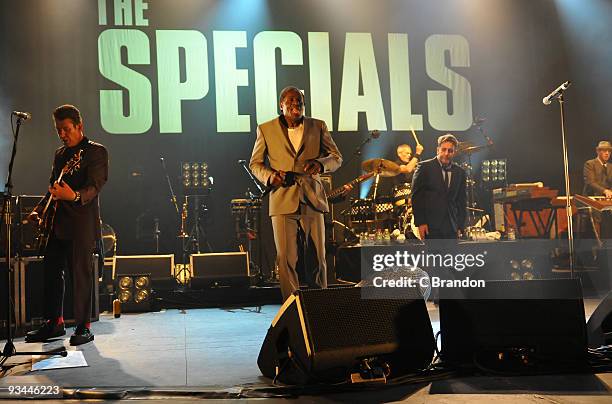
[34,149,83,255]
[36,199,57,255]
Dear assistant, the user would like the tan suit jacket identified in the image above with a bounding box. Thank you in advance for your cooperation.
[249,116,342,216]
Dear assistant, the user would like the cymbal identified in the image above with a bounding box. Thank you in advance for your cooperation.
[456,144,489,155]
[361,158,400,177]
[458,140,475,149]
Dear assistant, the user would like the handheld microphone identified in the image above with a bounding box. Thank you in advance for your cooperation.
[12,111,32,120]
[542,81,571,105]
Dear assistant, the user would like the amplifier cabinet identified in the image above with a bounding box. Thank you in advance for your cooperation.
[113,254,175,280]
[190,252,250,287]
[1,255,99,336]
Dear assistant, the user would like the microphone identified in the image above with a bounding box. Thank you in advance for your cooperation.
[237,159,246,165]
[472,117,486,126]
[542,80,571,105]
[12,111,31,120]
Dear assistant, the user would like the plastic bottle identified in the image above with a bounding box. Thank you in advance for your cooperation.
[113,298,121,318]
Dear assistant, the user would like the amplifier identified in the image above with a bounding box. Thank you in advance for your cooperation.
[190,252,250,287]
[113,254,175,280]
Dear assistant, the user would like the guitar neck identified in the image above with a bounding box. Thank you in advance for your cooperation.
[42,171,65,214]
[329,172,375,199]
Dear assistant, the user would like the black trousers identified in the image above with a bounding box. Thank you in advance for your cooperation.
[43,236,94,325]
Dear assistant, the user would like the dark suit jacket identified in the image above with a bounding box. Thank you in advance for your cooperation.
[583,158,612,195]
[411,157,467,233]
[38,137,108,247]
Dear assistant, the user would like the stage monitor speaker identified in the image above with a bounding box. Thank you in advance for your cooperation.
[113,254,174,281]
[439,278,588,371]
[586,291,612,348]
[258,286,435,384]
[190,252,250,288]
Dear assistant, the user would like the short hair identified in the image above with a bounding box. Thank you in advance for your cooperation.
[279,86,304,104]
[397,144,412,152]
[53,104,82,125]
[437,133,458,147]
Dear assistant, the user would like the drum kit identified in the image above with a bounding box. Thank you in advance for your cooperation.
[342,158,418,239]
[339,133,493,241]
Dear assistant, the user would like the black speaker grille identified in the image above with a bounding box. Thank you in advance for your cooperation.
[299,287,418,352]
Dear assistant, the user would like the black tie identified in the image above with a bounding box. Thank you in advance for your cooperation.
[443,166,451,189]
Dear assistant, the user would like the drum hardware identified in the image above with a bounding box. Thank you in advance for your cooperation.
[237,160,272,283]
[456,135,492,228]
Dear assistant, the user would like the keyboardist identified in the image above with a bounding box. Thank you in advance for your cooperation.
[583,140,612,238]
[583,140,612,198]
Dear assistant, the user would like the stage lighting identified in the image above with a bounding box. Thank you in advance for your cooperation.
[119,276,133,289]
[508,257,538,281]
[115,274,152,312]
[181,161,211,194]
[481,159,507,187]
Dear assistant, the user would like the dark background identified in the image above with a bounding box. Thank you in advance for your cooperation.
[1,0,611,269]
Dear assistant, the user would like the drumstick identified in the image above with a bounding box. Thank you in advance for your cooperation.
[410,127,421,146]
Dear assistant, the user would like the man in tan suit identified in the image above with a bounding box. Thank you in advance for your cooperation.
[249,86,342,300]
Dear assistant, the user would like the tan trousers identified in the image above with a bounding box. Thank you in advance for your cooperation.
[271,203,327,301]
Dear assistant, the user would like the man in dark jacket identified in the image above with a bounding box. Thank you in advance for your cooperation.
[411,134,466,240]
[26,104,108,346]
[583,140,612,198]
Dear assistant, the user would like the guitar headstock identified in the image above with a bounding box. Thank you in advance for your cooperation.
[63,149,83,176]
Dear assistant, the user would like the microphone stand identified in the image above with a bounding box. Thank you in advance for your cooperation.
[238,161,266,283]
[2,116,67,368]
[342,131,380,167]
[160,157,180,217]
[238,160,265,196]
[555,94,575,276]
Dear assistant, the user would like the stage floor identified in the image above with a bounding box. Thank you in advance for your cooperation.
[0,300,611,402]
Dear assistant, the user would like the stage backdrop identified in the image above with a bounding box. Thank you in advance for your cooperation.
[1,0,612,257]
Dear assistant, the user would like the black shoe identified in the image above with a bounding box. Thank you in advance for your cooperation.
[69,325,94,346]
[25,321,66,343]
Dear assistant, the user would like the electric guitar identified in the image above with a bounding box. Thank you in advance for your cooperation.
[36,150,83,254]
[327,172,375,203]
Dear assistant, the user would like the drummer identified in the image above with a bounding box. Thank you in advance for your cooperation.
[393,143,424,186]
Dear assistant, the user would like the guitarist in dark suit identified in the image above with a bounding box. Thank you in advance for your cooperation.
[25,105,108,346]
[411,134,466,240]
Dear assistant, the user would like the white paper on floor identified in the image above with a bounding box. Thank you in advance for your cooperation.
[32,351,88,371]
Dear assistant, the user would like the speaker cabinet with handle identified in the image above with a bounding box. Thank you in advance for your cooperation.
[258,286,435,384]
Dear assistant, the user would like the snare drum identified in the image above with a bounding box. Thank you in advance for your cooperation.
[392,183,412,206]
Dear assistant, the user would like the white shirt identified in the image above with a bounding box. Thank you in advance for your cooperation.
[287,123,304,153]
